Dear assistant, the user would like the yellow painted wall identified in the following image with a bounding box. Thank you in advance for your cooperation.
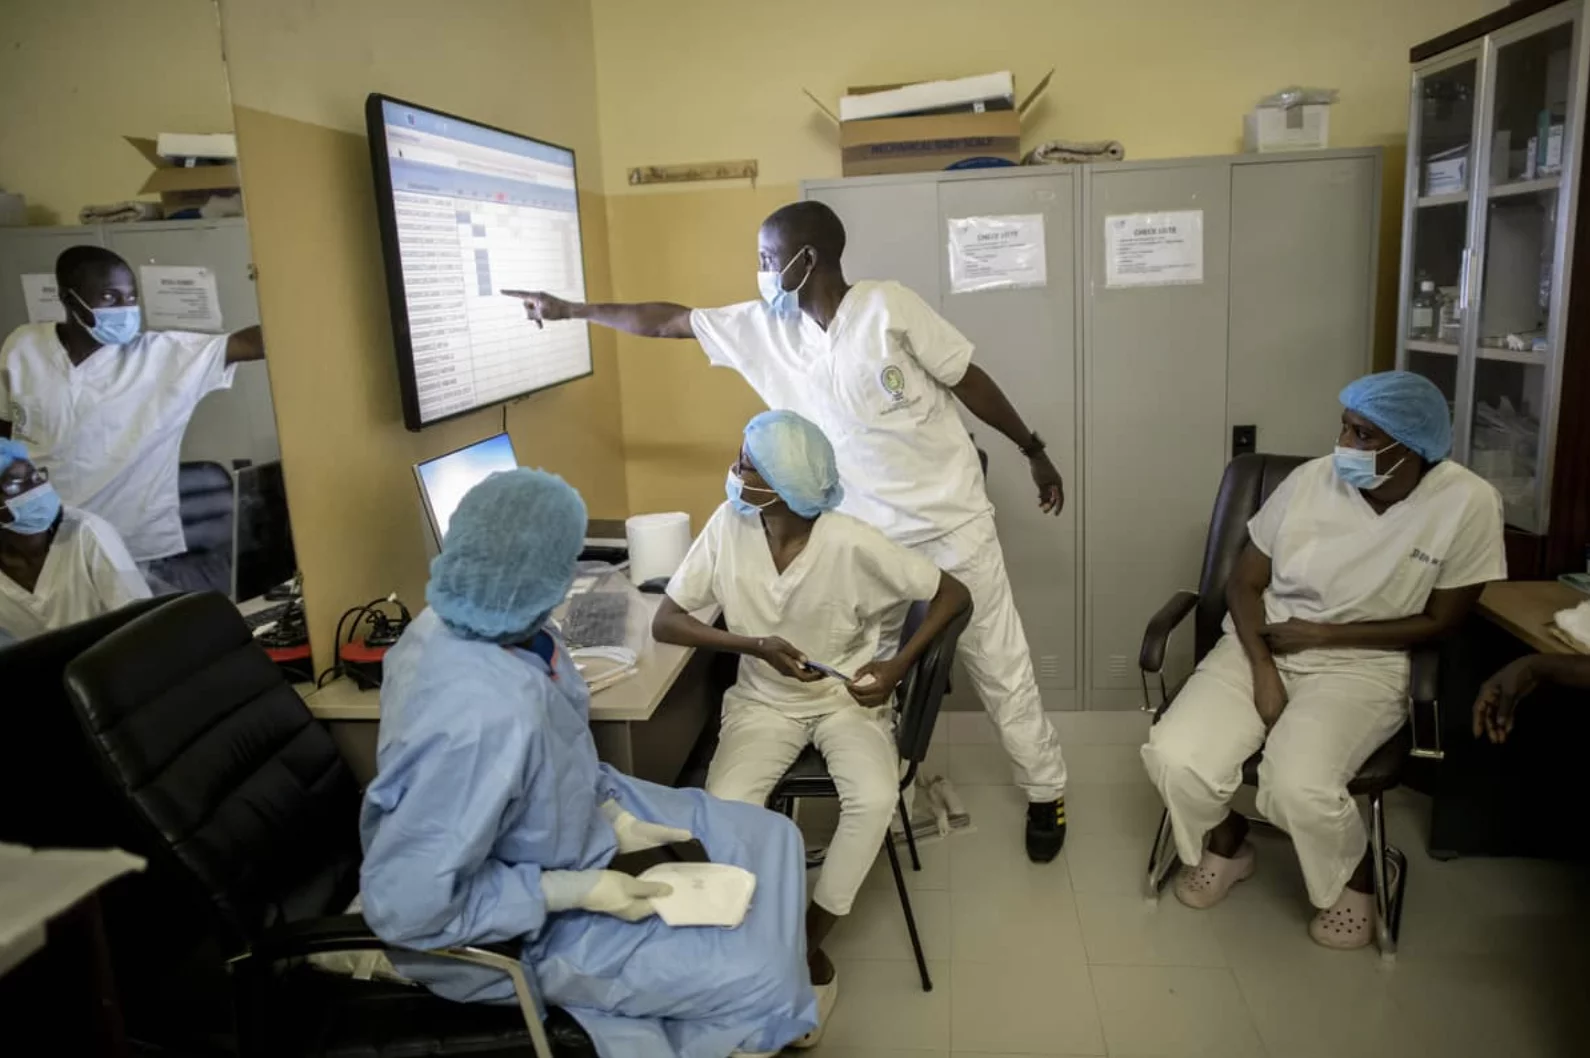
[590,0,1494,523]
[0,0,233,224]
[218,0,626,667]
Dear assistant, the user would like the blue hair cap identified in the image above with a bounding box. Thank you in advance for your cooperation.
[743,410,844,518]
[1339,370,1453,462]
[427,467,587,643]
[0,439,30,476]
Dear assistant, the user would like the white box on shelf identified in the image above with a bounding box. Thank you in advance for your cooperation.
[1425,146,1468,195]
[1244,104,1330,152]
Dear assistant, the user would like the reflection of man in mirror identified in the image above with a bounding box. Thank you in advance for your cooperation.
[0,246,265,591]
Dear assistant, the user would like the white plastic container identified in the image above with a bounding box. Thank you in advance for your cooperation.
[625,512,692,586]
[1244,104,1330,153]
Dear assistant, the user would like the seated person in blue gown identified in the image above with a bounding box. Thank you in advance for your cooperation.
[358,467,819,1058]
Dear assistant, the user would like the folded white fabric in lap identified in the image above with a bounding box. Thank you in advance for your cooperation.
[638,863,757,928]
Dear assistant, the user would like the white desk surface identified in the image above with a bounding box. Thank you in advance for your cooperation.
[0,845,145,979]
[301,592,720,724]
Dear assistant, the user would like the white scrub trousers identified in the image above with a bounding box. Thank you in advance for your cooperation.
[1140,635,1409,909]
[706,700,899,916]
[911,514,1067,802]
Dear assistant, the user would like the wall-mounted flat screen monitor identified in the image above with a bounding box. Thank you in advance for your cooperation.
[367,94,592,430]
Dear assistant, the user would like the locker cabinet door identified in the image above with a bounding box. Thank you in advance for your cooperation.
[806,180,941,305]
[104,220,280,469]
[1086,165,1231,700]
[937,172,1080,702]
[1228,157,1376,460]
[0,227,107,338]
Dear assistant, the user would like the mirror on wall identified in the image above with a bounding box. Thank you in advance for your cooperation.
[0,0,296,641]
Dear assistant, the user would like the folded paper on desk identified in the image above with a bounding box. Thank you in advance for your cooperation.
[638,863,757,928]
[1551,600,1590,652]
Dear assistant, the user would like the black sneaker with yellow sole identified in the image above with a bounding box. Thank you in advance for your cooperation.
[1025,798,1067,863]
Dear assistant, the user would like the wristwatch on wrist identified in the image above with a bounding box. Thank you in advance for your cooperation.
[1019,431,1046,458]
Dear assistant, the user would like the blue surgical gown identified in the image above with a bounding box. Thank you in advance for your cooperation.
[359,609,817,1058]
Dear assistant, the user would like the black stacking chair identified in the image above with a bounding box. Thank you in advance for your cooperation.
[766,599,973,992]
[1138,453,1443,959]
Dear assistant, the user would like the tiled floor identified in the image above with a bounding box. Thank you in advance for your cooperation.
[798,710,1590,1058]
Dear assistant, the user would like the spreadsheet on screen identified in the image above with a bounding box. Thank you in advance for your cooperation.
[381,100,591,425]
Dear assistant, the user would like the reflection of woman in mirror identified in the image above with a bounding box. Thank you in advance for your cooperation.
[0,246,264,592]
[0,440,150,646]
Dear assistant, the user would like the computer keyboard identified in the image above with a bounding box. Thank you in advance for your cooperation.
[243,602,289,631]
[560,592,630,648]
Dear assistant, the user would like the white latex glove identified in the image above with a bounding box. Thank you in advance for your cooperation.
[540,869,673,923]
[600,798,693,854]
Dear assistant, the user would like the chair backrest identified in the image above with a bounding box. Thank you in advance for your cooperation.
[159,461,236,595]
[1191,453,1310,662]
[62,591,361,950]
[0,595,177,849]
[895,599,974,765]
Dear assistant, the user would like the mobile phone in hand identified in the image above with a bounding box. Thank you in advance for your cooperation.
[803,660,852,682]
[609,839,710,876]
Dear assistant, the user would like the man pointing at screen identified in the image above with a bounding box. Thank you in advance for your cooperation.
[506,199,1072,864]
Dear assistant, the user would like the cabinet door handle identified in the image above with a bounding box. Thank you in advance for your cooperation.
[1458,249,1472,314]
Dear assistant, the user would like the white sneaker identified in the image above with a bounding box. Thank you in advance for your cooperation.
[788,966,840,1050]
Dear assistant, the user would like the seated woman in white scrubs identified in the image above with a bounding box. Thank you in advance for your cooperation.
[654,409,970,1029]
[0,440,150,646]
[1141,371,1506,949]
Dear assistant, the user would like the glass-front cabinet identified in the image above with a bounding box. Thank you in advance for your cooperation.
[1398,2,1586,533]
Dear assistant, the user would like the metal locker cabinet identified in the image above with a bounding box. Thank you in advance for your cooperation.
[806,178,942,303]
[1227,154,1379,460]
[0,226,107,336]
[102,219,280,469]
[936,172,1080,705]
[1084,162,1233,707]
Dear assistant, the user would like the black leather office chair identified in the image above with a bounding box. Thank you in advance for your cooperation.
[1138,453,1442,959]
[150,461,235,595]
[58,591,594,1057]
[766,599,973,993]
[0,595,174,850]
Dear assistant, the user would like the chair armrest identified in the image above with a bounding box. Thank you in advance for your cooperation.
[1408,644,1443,761]
[1408,645,1438,705]
[236,915,553,1058]
[243,913,519,964]
[1140,591,1199,674]
[244,914,384,961]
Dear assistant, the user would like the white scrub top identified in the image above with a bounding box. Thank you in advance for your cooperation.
[0,507,151,642]
[666,503,943,718]
[1228,456,1507,661]
[0,323,235,561]
[692,281,992,547]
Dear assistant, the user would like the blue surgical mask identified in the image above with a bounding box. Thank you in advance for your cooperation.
[70,291,141,346]
[3,483,62,535]
[757,248,813,321]
[726,470,780,516]
[1333,441,1405,491]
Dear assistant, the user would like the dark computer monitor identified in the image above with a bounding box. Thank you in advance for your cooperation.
[234,460,297,602]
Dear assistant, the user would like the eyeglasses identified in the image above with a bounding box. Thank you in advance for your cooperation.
[1,465,48,498]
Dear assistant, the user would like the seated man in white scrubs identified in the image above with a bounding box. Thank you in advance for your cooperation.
[653,410,970,1027]
[0,246,264,591]
[0,440,149,646]
[1141,371,1505,950]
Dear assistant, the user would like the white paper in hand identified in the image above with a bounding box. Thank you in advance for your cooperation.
[637,863,757,928]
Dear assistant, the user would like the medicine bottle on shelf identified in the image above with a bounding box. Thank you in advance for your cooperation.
[1410,279,1438,340]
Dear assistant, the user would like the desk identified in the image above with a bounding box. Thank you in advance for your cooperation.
[1476,580,1587,655]
[1427,580,1590,859]
[0,845,145,1056]
[301,592,723,786]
